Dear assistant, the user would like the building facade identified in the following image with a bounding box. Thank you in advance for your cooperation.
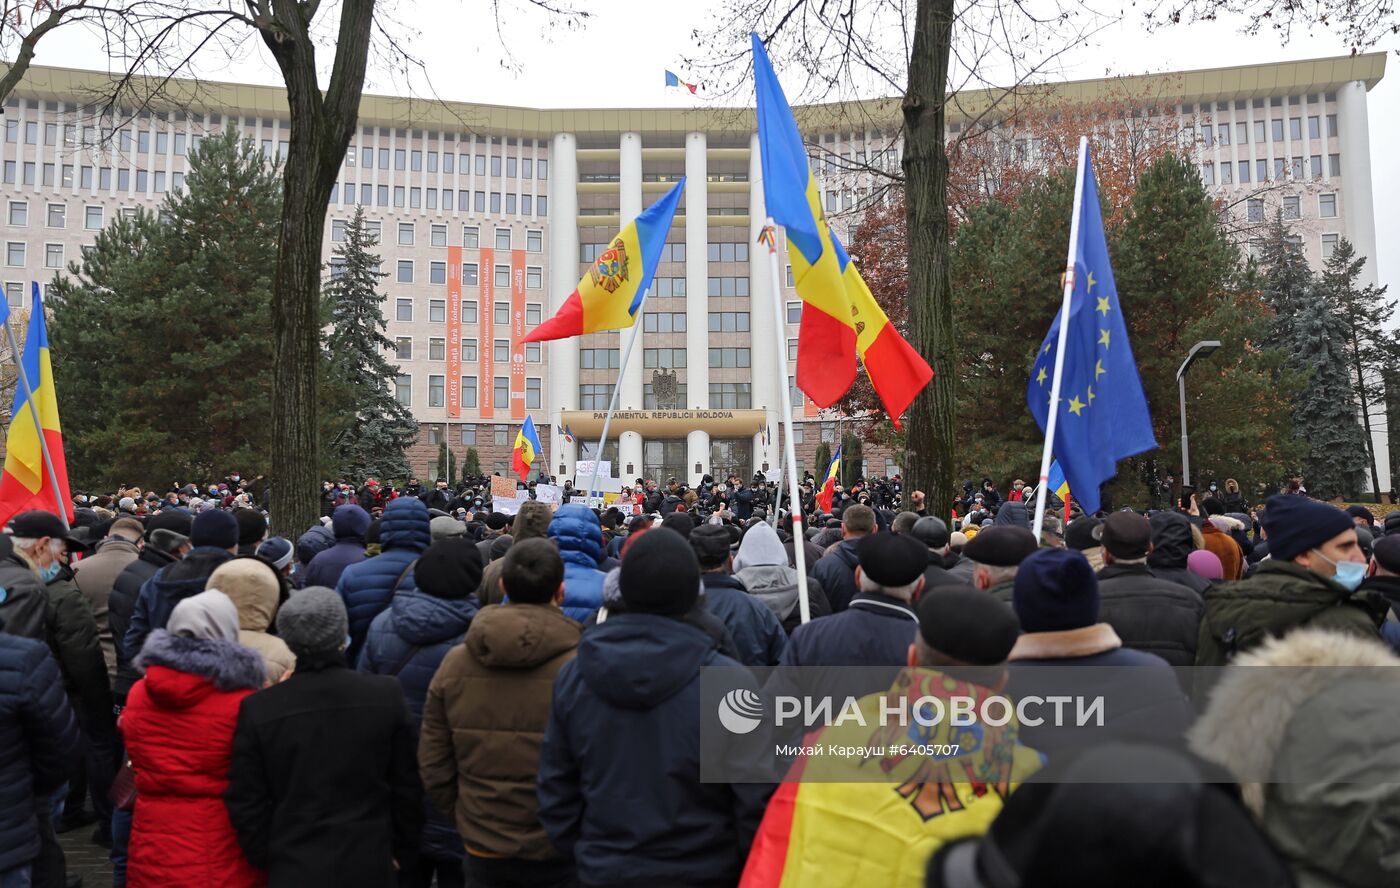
[0,53,1386,488]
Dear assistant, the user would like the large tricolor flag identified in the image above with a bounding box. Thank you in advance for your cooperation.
[0,283,72,525]
[815,445,841,513]
[511,417,543,483]
[664,70,700,94]
[524,180,685,344]
[752,34,932,428]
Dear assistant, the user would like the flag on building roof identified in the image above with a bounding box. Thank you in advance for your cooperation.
[524,179,685,344]
[815,445,841,513]
[511,417,543,483]
[0,283,72,526]
[664,70,700,94]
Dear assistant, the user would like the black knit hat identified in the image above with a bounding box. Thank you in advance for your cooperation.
[620,528,699,616]
[689,523,732,569]
[917,584,1020,665]
[235,509,268,547]
[414,537,484,600]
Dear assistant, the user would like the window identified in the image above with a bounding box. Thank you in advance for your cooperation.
[1308,116,1321,139]
[6,243,25,266]
[398,223,414,245]
[1235,122,1248,144]
[429,299,446,323]
[538,159,548,179]
[707,277,750,298]
[579,348,621,369]
[394,187,405,208]
[7,201,25,226]
[643,384,688,409]
[84,205,103,229]
[1257,159,1268,182]
[463,301,478,324]
[396,298,413,321]
[654,277,686,297]
[579,384,611,409]
[494,427,508,448]
[643,312,686,333]
[526,230,543,252]
[410,188,421,209]
[537,196,547,215]
[174,133,187,156]
[377,185,388,206]
[643,348,688,369]
[1201,124,1213,147]
[526,267,542,289]
[463,226,479,248]
[395,148,406,171]
[709,348,751,368]
[365,221,381,244]
[1290,157,1304,179]
[495,228,511,250]
[490,193,501,214]
[494,302,509,325]
[525,342,541,363]
[1274,158,1286,179]
[462,263,479,286]
[494,265,510,288]
[1253,120,1266,143]
[463,338,478,361]
[61,165,73,188]
[25,121,37,144]
[493,339,509,363]
[1329,154,1341,176]
[99,167,111,189]
[429,375,445,407]
[79,166,91,188]
[395,375,412,406]
[1238,160,1251,183]
[1320,193,1337,217]
[461,381,478,409]
[475,192,486,213]
[504,157,517,179]
[491,156,502,177]
[331,219,346,242]
[786,301,802,324]
[525,378,541,409]
[788,338,799,361]
[1247,198,1265,223]
[430,261,447,284]
[709,383,752,409]
[427,151,437,173]
[522,195,533,216]
[1327,114,1338,137]
[411,150,422,172]
[1217,124,1229,146]
[1219,163,1233,185]
[44,243,62,268]
[1282,195,1300,220]
[397,260,414,283]
[395,337,413,360]
[707,311,750,332]
[505,194,517,215]
[493,377,509,409]
[707,242,750,263]
[460,426,476,446]
[1310,155,1323,178]
[428,426,442,446]
[4,283,21,306]
[1322,233,1339,259]
[1289,118,1302,140]
[1200,164,1214,187]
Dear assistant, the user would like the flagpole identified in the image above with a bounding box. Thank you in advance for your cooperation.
[586,287,651,506]
[4,312,68,529]
[1032,136,1089,544]
[762,220,811,624]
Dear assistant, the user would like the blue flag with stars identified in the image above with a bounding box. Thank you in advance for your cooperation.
[1026,147,1156,515]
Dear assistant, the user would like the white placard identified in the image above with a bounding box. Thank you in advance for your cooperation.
[535,484,564,505]
[493,494,531,515]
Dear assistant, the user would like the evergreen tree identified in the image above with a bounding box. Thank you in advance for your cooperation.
[842,433,864,486]
[1258,219,1369,499]
[1321,238,1397,501]
[463,446,482,480]
[322,207,417,481]
[814,442,832,481]
[435,439,455,486]
[49,128,281,487]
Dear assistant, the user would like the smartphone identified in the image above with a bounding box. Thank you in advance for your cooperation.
[1179,484,1196,512]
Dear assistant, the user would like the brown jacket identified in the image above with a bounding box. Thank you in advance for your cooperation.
[477,501,554,606]
[418,602,580,859]
[73,536,141,679]
[1200,522,1244,581]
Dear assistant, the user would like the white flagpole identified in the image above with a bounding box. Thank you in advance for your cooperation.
[761,222,811,624]
[586,288,651,505]
[4,311,69,529]
[1031,136,1089,543]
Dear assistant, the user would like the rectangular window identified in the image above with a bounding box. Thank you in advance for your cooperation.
[2,162,13,185]
[7,201,25,226]
[428,375,445,407]
[494,265,510,289]
[526,342,541,363]
[1319,193,1337,217]
[1271,119,1285,141]
[526,377,541,409]
[1289,118,1302,140]
[708,383,752,409]
[1201,164,1214,186]
[463,338,478,361]
[537,196,547,215]
[460,381,477,409]
[491,156,502,177]
[4,283,21,306]
[522,194,533,216]
[538,159,548,179]
[494,302,509,325]
[642,312,686,333]
[426,151,437,173]
[526,229,543,252]
[788,338,799,361]
[475,192,487,213]
[393,186,405,208]
[490,192,501,214]
[46,204,64,228]
[330,219,347,243]
[365,221,382,244]
[1247,198,1265,222]
[642,348,688,369]
[708,348,751,368]
[579,384,609,409]
[6,243,25,266]
[1256,159,1268,182]
[707,311,750,332]
[1237,160,1250,183]
[410,188,421,209]
[42,164,54,187]
[526,304,542,326]
[579,349,621,369]
[397,260,413,283]
[442,152,454,174]
[430,261,447,284]
[395,375,412,406]
[411,150,422,172]
[429,299,446,323]
[462,263,479,286]
[1282,195,1300,220]
[394,148,406,171]
[494,377,509,409]
[1219,163,1233,185]
[495,228,511,250]
[463,226,480,248]
[44,243,62,268]
[494,339,509,363]
[1322,233,1339,259]
[706,277,751,298]
[526,267,542,289]
[1329,154,1341,176]
[398,222,414,245]
[506,157,518,178]
[1308,116,1321,139]
[1327,114,1338,137]
[377,185,389,206]
[786,301,802,324]
[396,298,413,321]
[84,205,103,229]
[1310,155,1323,178]
[1274,158,1286,179]
[430,224,447,247]
[395,337,413,360]
[99,167,111,189]
[1291,157,1304,179]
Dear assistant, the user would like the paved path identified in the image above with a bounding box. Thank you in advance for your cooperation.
[58,826,114,888]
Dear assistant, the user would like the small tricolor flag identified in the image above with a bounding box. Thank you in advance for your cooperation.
[752,34,932,428]
[1047,460,1069,501]
[0,283,72,526]
[557,423,575,445]
[524,180,685,344]
[511,417,543,483]
[815,445,841,513]
[664,70,699,94]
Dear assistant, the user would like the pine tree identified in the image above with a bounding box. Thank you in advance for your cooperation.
[435,439,455,486]
[323,207,418,481]
[1321,238,1397,501]
[842,433,864,486]
[463,446,482,480]
[814,442,832,481]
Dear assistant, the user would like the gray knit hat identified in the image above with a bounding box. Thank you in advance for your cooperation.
[275,585,348,657]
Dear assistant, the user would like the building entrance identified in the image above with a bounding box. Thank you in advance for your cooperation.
[642,440,688,485]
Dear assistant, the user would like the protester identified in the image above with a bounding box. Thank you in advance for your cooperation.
[111,514,191,707]
[255,537,296,585]
[125,509,240,657]
[476,500,551,607]
[1186,549,1224,583]
[419,538,581,888]
[538,529,771,886]
[429,515,467,543]
[690,523,787,666]
[336,496,432,661]
[1064,515,1105,572]
[234,510,268,558]
[545,503,607,621]
[225,587,423,887]
[962,526,1038,605]
[72,517,143,679]
[301,503,371,590]
[207,558,295,684]
[121,591,266,887]
[811,503,876,611]
[1094,511,1203,668]
[1146,511,1211,595]
[732,521,830,633]
[1198,498,1244,580]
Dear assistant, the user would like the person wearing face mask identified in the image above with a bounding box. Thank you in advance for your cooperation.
[1195,495,1384,682]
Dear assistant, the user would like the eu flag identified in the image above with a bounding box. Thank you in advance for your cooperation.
[1026,146,1156,515]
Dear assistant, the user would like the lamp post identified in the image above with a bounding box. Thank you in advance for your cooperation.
[1176,340,1222,488]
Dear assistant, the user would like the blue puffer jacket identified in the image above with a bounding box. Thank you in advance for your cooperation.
[336,498,431,661]
[357,588,477,863]
[547,504,606,621]
[0,631,81,872]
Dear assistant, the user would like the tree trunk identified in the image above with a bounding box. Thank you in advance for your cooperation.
[1351,328,1382,502]
[260,0,376,535]
[903,0,956,519]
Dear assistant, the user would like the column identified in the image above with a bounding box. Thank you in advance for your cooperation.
[687,430,711,487]
[620,430,644,483]
[748,132,781,473]
[685,132,709,409]
[619,132,644,410]
[1337,81,1388,492]
[548,132,579,477]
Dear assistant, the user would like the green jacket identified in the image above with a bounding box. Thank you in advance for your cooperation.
[1195,560,1381,670]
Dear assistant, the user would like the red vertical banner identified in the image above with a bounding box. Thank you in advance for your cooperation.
[509,248,527,420]
[446,245,462,419]
[479,247,494,418]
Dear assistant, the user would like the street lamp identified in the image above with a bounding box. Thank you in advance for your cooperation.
[1176,340,1222,488]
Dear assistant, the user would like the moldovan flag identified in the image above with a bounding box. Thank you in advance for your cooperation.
[815,445,841,513]
[524,179,685,344]
[511,417,543,483]
[752,34,931,426]
[0,283,72,526]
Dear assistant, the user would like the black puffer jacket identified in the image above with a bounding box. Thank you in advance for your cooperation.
[1147,512,1210,595]
[110,545,179,699]
[1095,563,1203,668]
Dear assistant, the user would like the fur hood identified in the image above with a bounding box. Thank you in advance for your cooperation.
[1207,514,1245,534]
[136,629,267,694]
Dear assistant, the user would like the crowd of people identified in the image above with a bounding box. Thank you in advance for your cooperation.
[3,466,1400,888]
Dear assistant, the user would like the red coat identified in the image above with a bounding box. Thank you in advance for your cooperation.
[120,632,267,888]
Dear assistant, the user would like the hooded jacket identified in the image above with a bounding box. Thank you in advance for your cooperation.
[992,501,1031,530]
[42,565,115,728]
[336,498,431,661]
[477,501,552,607]
[0,548,48,642]
[547,504,606,621]
[122,630,266,888]
[701,573,789,667]
[302,505,372,591]
[734,524,831,633]
[125,547,235,663]
[418,603,580,860]
[207,558,295,684]
[1146,512,1211,595]
[1189,629,1400,888]
[73,534,141,678]
[537,614,772,886]
[1095,562,1203,669]
[811,538,863,612]
[111,545,181,699]
[1200,520,1244,581]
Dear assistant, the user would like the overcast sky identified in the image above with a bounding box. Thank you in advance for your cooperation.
[34,1,1399,294]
